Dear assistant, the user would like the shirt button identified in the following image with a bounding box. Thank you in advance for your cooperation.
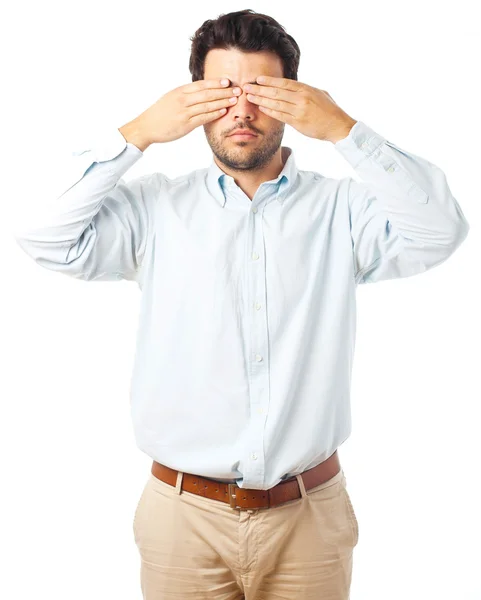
[257,407,264,414]
[255,354,263,362]
[255,302,262,310]
[252,252,259,260]
[387,166,395,172]
[361,141,368,149]
[251,453,258,460]
[252,207,258,213]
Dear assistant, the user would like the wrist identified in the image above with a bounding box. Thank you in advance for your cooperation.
[328,117,358,144]
[119,118,151,152]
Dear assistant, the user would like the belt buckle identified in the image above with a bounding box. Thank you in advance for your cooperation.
[228,483,241,510]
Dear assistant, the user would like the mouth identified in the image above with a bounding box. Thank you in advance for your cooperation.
[228,132,258,139]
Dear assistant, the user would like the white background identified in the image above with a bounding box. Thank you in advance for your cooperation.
[2,1,480,599]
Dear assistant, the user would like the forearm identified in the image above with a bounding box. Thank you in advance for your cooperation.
[335,120,470,269]
[13,129,144,274]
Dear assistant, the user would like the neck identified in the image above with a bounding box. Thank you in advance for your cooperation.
[215,147,287,201]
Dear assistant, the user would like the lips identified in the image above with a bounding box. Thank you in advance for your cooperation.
[229,130,257,137]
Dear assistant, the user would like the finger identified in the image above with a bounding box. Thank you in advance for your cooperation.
[187,96,238,117]
[246,93,296,116]
[183,78,231,94]
[255,76,302,92]
[244,83,297,105]
[256,104,293,125]
[189,106,228,126]
[184,85,240,108]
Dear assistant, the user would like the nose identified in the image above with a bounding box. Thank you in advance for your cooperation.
[231,88,256,120]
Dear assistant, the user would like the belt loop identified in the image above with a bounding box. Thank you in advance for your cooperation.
[175,471,184,494]
[295,473,308,498]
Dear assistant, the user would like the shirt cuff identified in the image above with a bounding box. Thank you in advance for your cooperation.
[58,127,143,196]
[334,120,387,169]
[71,127,143,162]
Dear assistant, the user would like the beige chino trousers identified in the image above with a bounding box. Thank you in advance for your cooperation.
[133,466,359,599]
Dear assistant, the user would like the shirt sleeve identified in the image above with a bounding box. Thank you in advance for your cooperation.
[334,120,470,284]
[13,128,154,283]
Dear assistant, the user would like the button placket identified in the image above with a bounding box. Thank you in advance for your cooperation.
[243,193,270,487]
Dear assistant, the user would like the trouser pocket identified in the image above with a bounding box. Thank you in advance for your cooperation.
[341,482,359,547]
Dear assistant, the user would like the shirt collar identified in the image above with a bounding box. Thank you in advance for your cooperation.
[206,146,297,207]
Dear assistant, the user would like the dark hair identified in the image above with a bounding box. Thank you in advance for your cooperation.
[189,9,301,82]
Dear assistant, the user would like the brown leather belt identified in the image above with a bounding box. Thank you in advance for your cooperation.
[151,450,341,511]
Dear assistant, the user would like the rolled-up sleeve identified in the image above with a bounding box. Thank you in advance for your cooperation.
[13,128,154,283]
[334,121,470,284]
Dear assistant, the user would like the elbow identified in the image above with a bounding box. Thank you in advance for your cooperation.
[428,208,470,254]
[13,227,73,268]
[13,228,33,256]
[448,215,470,252]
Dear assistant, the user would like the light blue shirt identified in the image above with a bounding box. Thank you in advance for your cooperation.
[13,121,469,489]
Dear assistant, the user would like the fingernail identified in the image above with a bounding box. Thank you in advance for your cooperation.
[221,79,229,86]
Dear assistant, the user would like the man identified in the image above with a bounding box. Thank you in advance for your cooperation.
[14,8,469,600]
